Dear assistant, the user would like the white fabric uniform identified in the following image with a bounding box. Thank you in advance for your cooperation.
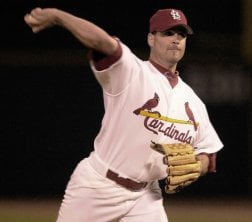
[56,41,223,222]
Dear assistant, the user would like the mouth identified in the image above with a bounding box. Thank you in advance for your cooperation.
[168,46,180,50]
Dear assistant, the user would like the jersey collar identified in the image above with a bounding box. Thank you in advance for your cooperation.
[149,59,179,88]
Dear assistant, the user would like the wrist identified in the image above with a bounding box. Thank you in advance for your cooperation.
[196,154,209,176]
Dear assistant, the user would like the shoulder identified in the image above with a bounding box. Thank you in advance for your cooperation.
[178,78,209,117]
[90,40,144,72]
[179,78,205,103]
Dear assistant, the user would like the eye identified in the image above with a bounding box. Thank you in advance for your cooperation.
[161,30,176,36]
[160,30,187,38]
[178,32,187,38]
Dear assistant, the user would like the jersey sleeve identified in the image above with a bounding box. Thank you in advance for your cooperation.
[89,41,141,95]
[194,102,223,154]
[87,40,123,71]
[194,103,223,172]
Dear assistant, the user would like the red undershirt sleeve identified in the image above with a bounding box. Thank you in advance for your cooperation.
[208,153,217,173]
[87,43,122,71]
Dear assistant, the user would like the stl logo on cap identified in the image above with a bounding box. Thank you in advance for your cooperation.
[170,9,181,20]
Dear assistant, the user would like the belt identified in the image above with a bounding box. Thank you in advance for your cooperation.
[106,169,147,191]
[88,152,147,192]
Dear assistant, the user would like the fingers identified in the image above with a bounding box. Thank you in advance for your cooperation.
[30,7,42,17]
[24,8,44,33]
[24,14,40,33]
[24,13,36,24]
[24,13,33,24]
[24,7,41,23]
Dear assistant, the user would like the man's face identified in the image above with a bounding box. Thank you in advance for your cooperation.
[148,27,187,66]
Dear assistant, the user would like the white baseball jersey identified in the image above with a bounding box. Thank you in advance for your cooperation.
[89,41,223,182]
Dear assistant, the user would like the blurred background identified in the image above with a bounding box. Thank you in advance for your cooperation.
[0,0,251,219]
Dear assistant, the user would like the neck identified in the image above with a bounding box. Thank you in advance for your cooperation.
[149,59,177,73]
[148,57,177,73]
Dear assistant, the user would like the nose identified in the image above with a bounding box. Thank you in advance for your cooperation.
[172,35,180,44]
[168,33,181,44]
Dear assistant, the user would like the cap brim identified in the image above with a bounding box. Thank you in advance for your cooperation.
[172,24,194,35]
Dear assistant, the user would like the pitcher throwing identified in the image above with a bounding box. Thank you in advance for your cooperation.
[24,7,223,222]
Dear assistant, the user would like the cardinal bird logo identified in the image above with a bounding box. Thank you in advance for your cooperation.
[184,102,198,131]
[133,93,160,115]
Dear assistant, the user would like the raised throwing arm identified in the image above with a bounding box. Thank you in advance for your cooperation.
[24,7,118,55]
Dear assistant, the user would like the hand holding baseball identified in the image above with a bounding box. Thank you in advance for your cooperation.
[24,7,57,33]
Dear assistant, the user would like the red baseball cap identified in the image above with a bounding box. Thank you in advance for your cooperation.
[149,9,193,34]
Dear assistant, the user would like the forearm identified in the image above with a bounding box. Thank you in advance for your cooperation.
[196,154,210,176]
[24,8,118,55]
[54,9,118,54]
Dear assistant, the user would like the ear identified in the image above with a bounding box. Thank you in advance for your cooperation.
[147,33,155,47]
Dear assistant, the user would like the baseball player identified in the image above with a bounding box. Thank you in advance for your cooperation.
[24,7,223,222]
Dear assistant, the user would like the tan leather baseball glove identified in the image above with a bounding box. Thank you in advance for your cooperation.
[151,142,202,194]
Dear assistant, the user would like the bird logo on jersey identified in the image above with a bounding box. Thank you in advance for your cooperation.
[184,102,198,131]
[133,93,160,116]
[133,93,199,144]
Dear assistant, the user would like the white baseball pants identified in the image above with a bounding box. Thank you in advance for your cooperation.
[56,157,168,222]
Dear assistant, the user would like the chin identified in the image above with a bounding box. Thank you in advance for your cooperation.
[170,57,182,64]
